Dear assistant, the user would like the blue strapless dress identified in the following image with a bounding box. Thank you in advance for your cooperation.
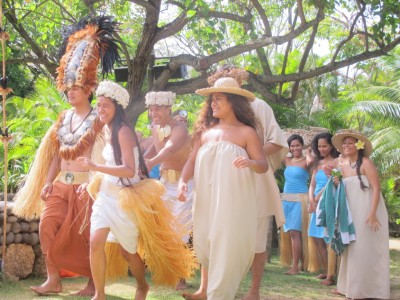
[308,169,328,238]
[282,166,309,232]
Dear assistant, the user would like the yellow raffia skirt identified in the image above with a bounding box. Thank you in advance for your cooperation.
[88,175,198,286]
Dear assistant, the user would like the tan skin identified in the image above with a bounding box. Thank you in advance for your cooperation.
[177,93,268,300]
[282,138,309,275]
[77,96,149,300]
[145,105,192,172]
[31,85,95,297]
[331,137,381,300]
[333,137,381,231]
[144,105,192,290]
[308,138,338,285]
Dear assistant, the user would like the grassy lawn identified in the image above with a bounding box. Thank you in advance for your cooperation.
[1,249,399,300]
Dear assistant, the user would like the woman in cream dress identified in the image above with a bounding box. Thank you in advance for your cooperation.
[178,77,268,300]
[332,129,390,300]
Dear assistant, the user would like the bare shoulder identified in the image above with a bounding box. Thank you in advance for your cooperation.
[171,121,188,135]
[361,157,377,170]
[118,125,136,146]
[242,125,258,137]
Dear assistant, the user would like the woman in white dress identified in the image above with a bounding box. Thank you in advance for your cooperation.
[177,77,268,300]
[77,81,149,300]
[332,129,390,300]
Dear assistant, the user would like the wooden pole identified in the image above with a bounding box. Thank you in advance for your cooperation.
[0,0,13,272]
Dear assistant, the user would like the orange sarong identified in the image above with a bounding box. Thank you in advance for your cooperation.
[40,181,92,277]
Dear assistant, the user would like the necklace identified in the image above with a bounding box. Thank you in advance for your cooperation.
[291,156,305,162]
[349,160,357,169]
[155,124,171,142]
[70,107,93,134]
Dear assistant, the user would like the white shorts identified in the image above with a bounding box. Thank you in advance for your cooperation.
[255,216,273,253]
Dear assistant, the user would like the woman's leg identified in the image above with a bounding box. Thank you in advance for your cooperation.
[182,265,208,300]
[119,246,149,300]
[90,228,110,300]
[313,237,328,278]
[285,230,303,275]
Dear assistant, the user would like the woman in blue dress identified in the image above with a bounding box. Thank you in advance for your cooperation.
[308,132,339,285]
[281,134,310,275]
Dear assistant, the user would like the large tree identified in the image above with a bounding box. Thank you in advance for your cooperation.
[2,0,400,121]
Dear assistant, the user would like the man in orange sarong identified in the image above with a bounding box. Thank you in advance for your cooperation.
[12,16,120,296]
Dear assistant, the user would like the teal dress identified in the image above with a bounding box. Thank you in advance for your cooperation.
[308,169,328,238]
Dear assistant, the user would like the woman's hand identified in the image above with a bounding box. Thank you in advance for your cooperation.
[77,157,96,171]
[308,200,317,213]
[332,176,340,186]
[40,183,53,201]
[77,182,88,194]
[177,180,188,202]
[232,156,253,169]
[366,213,381,232]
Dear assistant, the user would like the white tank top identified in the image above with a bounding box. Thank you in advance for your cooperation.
[102,143,140,186]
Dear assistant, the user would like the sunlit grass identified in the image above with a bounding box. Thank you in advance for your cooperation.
[0,249,399,299]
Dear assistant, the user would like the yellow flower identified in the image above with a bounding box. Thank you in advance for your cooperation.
[355,140,365,150]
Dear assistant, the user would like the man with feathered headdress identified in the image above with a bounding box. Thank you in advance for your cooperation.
[12,15,120,296]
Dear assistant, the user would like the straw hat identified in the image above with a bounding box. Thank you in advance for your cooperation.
[195,77,255,101]
[332,129,373,157]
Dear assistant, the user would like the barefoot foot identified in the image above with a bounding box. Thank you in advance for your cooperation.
[91,292,106,300]
[284,267,300,275]
[331,288,344,296]
[30,278,62,296]
[242,291,260,300]
[176,278,188,290]
[315,273,327,279]
[321,277,335,286]
[74,278,95,296]
[182,290,207,300]
[135,283,149,300]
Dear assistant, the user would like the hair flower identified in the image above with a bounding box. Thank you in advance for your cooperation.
[355,140,365,150]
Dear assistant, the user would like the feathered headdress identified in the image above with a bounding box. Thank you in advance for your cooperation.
[207,65,249,86]
[56,15,121,94]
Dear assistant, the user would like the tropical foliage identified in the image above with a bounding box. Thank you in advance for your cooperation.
[2,0,400,122]
[0,78,68,192]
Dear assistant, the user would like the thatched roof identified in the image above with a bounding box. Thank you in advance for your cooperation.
[282,127,329,147]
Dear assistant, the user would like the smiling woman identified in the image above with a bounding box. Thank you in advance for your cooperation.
[331,129,390,299]
[178,77,267,299]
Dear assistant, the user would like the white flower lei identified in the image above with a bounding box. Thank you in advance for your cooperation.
[145,91,176,106]
[96,80,129,108]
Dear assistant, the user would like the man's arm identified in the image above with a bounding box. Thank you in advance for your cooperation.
[263,143,284,157]
[146,125,189,170]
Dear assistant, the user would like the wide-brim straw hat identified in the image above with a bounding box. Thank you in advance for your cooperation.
[332,129,373,157]
[195,77,255,101]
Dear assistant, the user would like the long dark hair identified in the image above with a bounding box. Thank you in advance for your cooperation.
[193,92,257,142]
[344,136,368,190]
[109,101,148,185]
[310,132,340,169]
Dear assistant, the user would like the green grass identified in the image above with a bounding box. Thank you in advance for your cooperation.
[1,250,399,300]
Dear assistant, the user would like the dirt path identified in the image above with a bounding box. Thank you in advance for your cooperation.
[389,238,400,251]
